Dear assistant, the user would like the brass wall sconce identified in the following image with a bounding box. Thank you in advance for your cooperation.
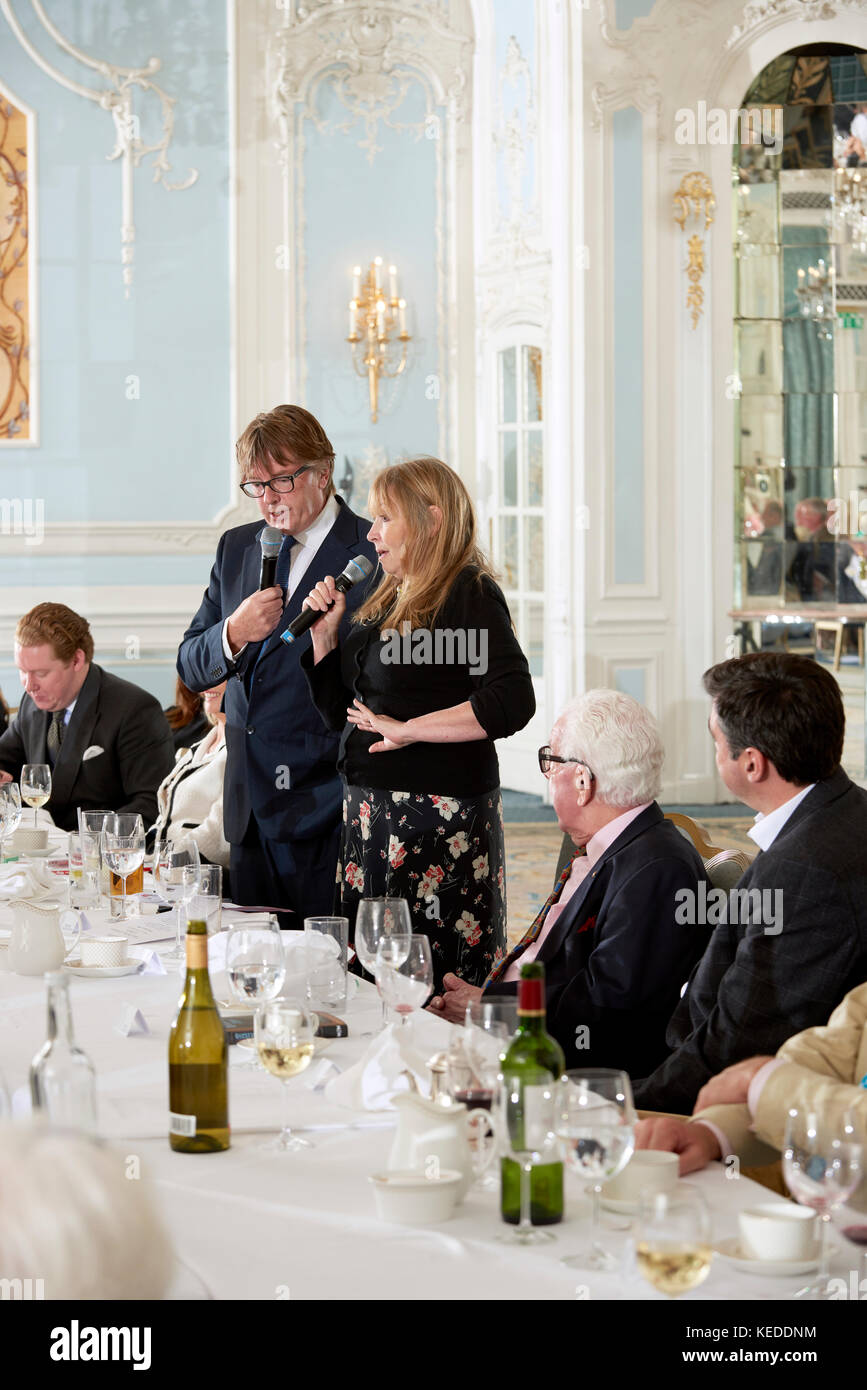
[673,172,715,329]
[347,258,410,423]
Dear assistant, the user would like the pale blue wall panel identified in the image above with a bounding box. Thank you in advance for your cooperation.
[612,105,645,585]
[613,666,647,706]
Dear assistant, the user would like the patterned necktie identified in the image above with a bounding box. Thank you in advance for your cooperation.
[275,535,297,598]
[46,709,65,765]
[250,537,297,685]
[484,844,588,988]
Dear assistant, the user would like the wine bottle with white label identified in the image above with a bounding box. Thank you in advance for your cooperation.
[168,917,229,1153]
[499,961,564,1226]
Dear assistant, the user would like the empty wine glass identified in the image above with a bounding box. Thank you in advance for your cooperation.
[556,1069,636,1270]
[783,1108,863,1298]
[354,898,412,1028]
[635,1190,713,1298]
[20,763,50,828]
[375,934,434,1030]
[255,999,316,1152]
[0,782,22,861]
[153,838,201,962]
[101,814,145,923]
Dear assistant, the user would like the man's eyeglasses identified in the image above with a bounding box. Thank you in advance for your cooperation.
[537,746,595,781]
[240,465,314,498]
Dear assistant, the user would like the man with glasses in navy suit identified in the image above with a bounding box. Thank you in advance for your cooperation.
[177,405,377,923]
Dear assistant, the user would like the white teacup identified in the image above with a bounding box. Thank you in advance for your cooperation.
[602,1150,679,1204]
[80,935,128,969]
[738,1203,818,1262]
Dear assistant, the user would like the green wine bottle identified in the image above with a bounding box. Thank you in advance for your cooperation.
[168,917,229,1153]
[500,961,564,1225]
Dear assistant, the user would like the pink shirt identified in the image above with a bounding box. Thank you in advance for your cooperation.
[503,803,653,982]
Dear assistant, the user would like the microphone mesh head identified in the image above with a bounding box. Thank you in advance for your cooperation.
[260,526,283,558]
[343,555,374,583]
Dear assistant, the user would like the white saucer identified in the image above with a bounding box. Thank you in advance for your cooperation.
[64,959,142,979]
[713,1235,820,1276]
[600,1195,645,1215]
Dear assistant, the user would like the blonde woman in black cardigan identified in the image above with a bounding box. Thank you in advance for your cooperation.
[300,457,534,991]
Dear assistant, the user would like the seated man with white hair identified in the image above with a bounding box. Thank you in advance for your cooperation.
[430,690,712,1077]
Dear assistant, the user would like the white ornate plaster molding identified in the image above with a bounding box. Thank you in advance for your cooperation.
[596,0,714,50]
[0,0,198,296]
[492,32,540,247]
[727,0,867,48]
[271,1,472,169]
[589,78,662,132]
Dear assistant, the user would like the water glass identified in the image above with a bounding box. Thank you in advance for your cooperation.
[153,838,201,962]
[556,1069,636,1271]
[783,1108,863,1298]
[77,809,109,905]
[190,864,222,936]
[102,814,145,923]
[304,916,348,1011]
[0,782,23,860]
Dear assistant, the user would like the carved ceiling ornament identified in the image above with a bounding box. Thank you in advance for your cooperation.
[727,0,867,48]
[271,1,472,167]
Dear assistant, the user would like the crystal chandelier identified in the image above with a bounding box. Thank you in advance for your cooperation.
[795,259,835,342]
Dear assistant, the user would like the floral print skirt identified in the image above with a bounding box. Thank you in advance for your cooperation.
[337,784,507,992]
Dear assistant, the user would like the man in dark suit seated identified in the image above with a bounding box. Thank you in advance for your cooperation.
[0,603,174,831]
[632,651,867,1115]
[428,690,712,1076]
[177,405,377,923]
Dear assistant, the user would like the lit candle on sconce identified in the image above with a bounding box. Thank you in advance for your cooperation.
[797,268,805,289]
[352,265,361,300]
[349,299,358,338]
[376,298,386,337]
[389,264,398,302]
[374,256,382,290]
[398,298,407,335]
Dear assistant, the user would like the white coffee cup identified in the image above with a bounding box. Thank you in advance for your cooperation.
[80,935,128,969]
[602,1150,679,1203]
[738,1203,818,1262]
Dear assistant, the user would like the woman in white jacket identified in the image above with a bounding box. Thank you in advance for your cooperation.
[151,683,229,869]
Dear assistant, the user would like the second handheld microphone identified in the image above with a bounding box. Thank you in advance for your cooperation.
[281,554,374,645]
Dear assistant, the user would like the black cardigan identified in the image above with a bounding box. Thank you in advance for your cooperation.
[300,568,535,797]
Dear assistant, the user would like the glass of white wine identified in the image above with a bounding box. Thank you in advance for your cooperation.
[0,782,23,861]
[21,763,51,828]
[635,1190,713,1298]
[255,999,316,1152]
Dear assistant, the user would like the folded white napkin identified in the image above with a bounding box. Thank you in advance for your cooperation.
[0,860,61,902]
[324,1012,455,1112]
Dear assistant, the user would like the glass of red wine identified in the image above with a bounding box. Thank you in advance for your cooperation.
[446,1018,510,1190]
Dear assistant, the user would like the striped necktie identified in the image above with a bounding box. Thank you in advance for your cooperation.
[484,844,587,988]
[46,709,65,765]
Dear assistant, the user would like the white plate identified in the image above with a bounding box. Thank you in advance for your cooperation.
[713,1235,820,1276]
[63,959,143,979]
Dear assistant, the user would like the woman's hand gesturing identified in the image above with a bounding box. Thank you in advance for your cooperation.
[346,698,416,753]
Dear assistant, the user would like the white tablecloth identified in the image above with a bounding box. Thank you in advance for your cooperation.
[0,894,860,1302]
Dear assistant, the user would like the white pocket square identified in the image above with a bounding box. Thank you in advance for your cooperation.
[82,745,104,761]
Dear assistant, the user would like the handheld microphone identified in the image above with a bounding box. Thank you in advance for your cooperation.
[281,554,374,645]
[258,526,284,590]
